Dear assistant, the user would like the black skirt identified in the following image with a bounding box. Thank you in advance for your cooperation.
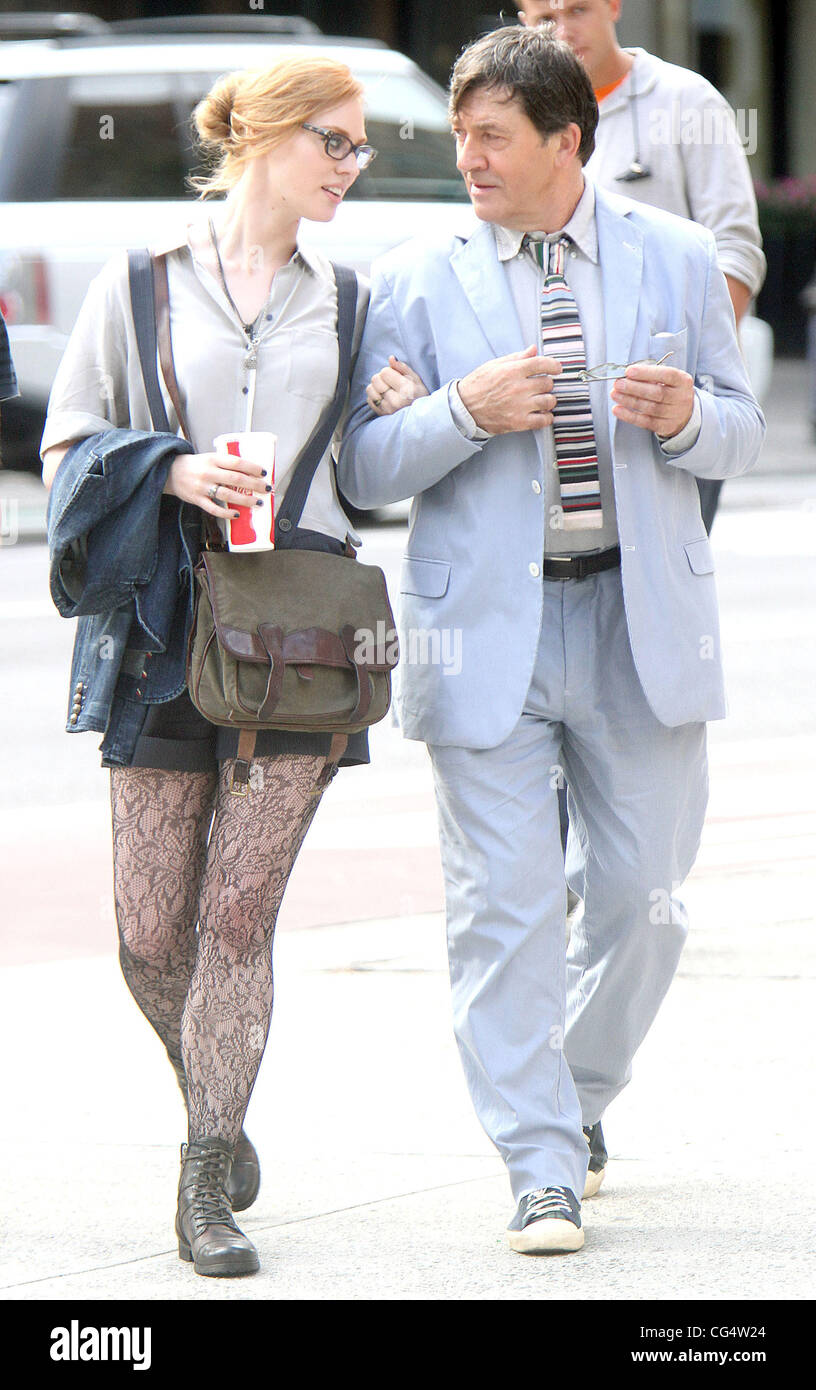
[127,690,369,772]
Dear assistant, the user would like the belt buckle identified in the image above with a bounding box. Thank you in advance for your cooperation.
[546,554,578,578]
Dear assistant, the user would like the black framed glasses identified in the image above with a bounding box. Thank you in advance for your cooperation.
[302,123,377,170]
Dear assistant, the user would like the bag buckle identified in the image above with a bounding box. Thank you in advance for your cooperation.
[229,730,257,796]
[229,759,251,796]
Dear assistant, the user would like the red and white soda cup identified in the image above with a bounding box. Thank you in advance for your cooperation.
[213,432,276,552]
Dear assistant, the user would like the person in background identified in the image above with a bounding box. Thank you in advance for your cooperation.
[514,0,766,533]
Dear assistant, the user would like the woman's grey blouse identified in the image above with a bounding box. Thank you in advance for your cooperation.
[41,227,370,542]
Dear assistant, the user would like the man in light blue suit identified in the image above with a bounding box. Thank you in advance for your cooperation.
[338,25,764,1255]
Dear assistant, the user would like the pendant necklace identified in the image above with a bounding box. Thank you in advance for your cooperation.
[208,217,269,423]
[208,217,267,346]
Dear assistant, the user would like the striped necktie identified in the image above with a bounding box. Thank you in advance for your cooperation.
[532,235,603,531]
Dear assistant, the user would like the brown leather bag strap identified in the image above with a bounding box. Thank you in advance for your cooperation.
[230,728,256,797]
[152,252,193,444]
[152,253,223,547]
[327,733,348,766]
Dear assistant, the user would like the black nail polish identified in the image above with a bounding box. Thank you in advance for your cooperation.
[260,469,267,477]
[265,484,272,492]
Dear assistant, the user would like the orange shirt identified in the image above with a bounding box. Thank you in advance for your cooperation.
[594,73,628,104]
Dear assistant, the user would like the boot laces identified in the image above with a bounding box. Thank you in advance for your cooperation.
[188,1150,235,1230]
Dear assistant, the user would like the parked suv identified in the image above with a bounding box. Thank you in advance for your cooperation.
[0,14,471,467]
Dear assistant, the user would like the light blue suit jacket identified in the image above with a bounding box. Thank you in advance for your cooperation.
[338,185,765,746]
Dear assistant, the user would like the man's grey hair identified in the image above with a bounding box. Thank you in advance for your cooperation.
[449,24,598,165]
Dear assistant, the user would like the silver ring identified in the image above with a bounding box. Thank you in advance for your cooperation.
[371,396,382,407]
[207,484,221,503]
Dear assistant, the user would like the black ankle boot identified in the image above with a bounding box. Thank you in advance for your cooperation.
[229,1130,261,1213]
[176,1137,260,1277]
[169,1053,261,1213]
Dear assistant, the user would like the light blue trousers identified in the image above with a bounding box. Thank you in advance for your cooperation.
[429,569,708,1201]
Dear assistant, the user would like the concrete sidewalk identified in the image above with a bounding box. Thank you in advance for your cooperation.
[1,705,815,1303]
[1,911,814,1302]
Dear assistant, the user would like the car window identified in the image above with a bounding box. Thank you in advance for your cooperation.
[12,64,467,202]
[55,72,195,199]
[348,71,467,202]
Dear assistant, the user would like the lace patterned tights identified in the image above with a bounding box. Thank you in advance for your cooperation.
[110,755,327,1145]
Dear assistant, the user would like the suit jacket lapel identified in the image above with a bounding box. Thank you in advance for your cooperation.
[450,221,525,361]
[448,198,646,447]
[595,192,644,443]
[596,192,643,365]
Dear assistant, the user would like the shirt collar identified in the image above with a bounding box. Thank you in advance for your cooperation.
[151,215,320,277]
[492,178,598,265]
[598,50,657,112]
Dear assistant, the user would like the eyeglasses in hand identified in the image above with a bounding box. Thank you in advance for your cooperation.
[579,350,675,382]
[302,123,378,170]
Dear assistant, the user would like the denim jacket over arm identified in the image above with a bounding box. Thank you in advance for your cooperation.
[47,428,198,765]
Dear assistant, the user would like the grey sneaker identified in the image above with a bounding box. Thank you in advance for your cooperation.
[507,1186,584,1254]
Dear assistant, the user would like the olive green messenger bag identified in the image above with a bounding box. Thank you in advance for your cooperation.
[128,250,399,794]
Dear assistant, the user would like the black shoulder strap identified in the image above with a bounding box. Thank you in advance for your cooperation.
[127,249,171,434]
[274,262,358,546]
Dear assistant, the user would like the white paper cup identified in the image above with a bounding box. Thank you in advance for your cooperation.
[213,432,277,552]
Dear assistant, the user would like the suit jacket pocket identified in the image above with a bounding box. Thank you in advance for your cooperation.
[684,537,715,575]
[649,327,688,373]
[400,556,451,598]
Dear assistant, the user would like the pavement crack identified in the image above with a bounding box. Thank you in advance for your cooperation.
[0,1170,504,1291]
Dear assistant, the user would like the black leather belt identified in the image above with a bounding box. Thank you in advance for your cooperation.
[541,545,621,581]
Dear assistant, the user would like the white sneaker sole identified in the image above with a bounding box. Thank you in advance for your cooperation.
[582,1167,605,1199]
[508,1220,585,1255]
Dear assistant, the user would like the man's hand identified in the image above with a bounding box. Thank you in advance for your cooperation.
[611,362,695,439]
[458,344,562,435]
[367,356,430,414]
